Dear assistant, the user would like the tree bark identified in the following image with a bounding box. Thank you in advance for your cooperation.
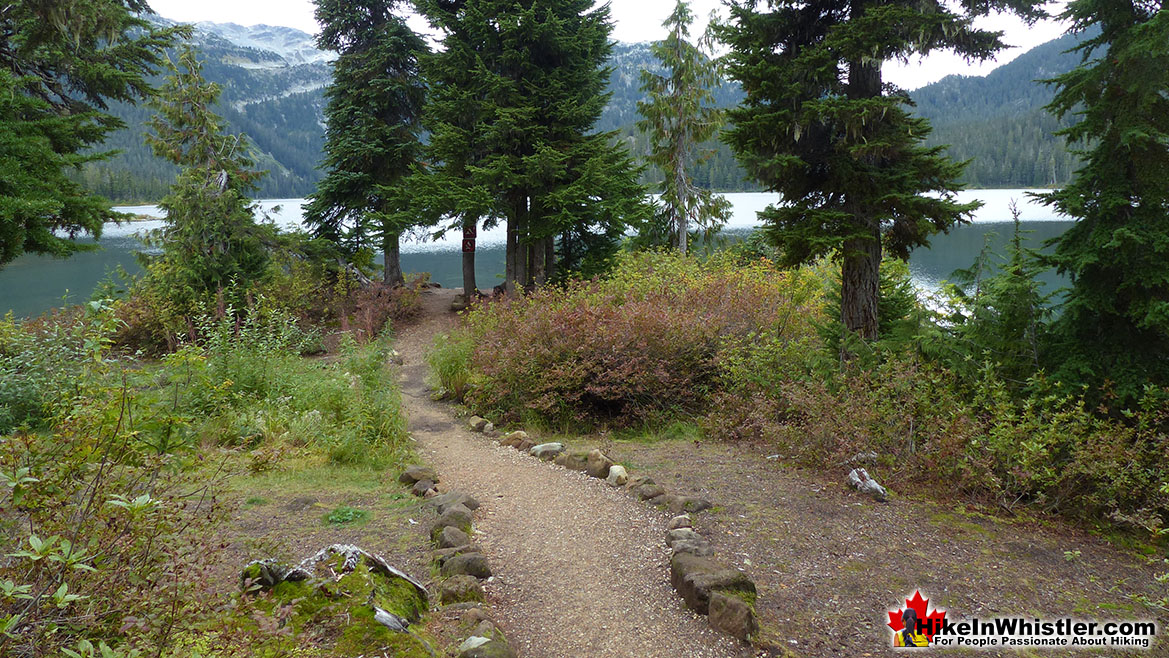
[543,235,555,283]
[383,231,404,287]
[461,218,477,297]
[840,230,881,342]
[514,201,529,291]
[505,216,517,295]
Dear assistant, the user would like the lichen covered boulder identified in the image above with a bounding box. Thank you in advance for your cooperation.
[241,544,432,654]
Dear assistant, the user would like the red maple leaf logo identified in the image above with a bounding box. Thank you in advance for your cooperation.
[888,590,947,641]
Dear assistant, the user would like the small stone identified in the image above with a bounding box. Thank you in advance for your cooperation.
[516,438,536,453]
[483,422,495,433]
[412,479,436,497]
[468,416,488,432]
[626,475,656,488]
[648,493,679,509]
[529,442,565,460]
[555,451,590,471]
[672,539,716,557]
[460,607,490,627]
[633,483,666,500]
[451,297,468,312]
[605,465,629,486]
[668,515,692,530]
[398,465,438,485]
[442,553,492,579]
[440,575,485,605]
[423,488,438,499]
[389,350,404,366]
[681,497,713,513]
[458,625,516,658]
[666,528,703,546]
[586,449,615,479]
[431,504,474,539]
[848,467,888,502]
[500,431,529,448]
[428,491,481,515]
[431,545,479,567]
[709,591,759,641]
[437,525,472,549]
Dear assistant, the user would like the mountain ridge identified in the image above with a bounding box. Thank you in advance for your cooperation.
[81,17,1086,201]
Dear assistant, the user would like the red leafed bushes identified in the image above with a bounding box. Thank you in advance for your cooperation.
[454,251,824,427]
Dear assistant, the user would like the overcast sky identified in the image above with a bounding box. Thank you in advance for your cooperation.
[147,0,1069,90]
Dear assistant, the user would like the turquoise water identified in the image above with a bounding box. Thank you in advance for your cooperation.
[0,191,1072,318]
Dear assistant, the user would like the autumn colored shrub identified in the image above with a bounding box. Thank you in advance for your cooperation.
[455,251,824,427]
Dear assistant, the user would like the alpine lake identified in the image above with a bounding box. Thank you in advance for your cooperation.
[1,190,1073,319]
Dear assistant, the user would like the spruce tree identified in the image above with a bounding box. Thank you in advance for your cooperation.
[1038,0,1169,400]
[146,47,269,297]
[418,0,650,293]
[637,0,730,255]
[304,0,427,286]
[0,0,182,267]
[716,0,1039,342]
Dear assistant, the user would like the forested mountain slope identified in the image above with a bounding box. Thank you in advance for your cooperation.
[86,20,1087,201]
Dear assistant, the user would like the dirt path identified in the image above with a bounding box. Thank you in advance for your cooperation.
[395,288,744,658]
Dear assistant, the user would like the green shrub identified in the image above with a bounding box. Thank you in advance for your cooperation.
[427,331,474,401]
[324,506,369,525]
[448,251,823,428]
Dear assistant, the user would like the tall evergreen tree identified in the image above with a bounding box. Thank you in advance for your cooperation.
[637,0,730,255]
[418,0,650,293]
[145,47,269,296]
[304,0,427,286]
[1038,0,1169,400]
[716,0,1039,342]
[0,0,182,267]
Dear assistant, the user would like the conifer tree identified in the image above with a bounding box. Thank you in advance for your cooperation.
[716,0,1039,342]
[1038,0,1169,399]
[418,0,650,293]
[0,0,182,267]
[304,0,427,286]
[637,0,730,255]
[146,47,269,296]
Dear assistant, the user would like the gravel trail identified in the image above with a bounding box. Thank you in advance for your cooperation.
[395,288,743,658]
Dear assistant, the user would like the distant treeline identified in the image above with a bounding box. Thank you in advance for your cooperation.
[77,32,1090,202]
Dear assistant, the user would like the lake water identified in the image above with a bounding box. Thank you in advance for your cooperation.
[0,191,1072,318]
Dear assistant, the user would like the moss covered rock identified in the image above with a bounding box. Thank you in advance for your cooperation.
[242,544,432,654]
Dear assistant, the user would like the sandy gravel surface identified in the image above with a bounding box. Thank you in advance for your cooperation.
[395,288,746,658]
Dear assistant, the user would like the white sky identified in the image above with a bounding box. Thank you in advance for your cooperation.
[147,0,1069,90]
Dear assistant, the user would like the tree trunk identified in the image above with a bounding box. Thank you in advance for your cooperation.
[676,133,689,256]
[514,206,528,292]
[543,235,555,283]
[383,232,404,287]
[461,219,477,297]
[505,216,517,295]
[840,6,883,345]
[841,231,881,342]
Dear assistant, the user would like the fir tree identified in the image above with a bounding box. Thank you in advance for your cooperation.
[1037,0,1169,400]
[0,0,183,267]
[716,0,1039,343]
[145,47,269,297]
[950,201,1052,389]
[304,0,427,286]
[637,0,730,255]
[418,0,651,293]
